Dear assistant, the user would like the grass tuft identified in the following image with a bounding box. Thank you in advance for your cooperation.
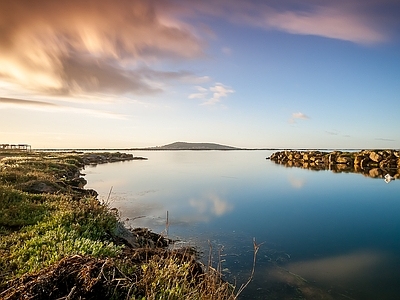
[0,151,242,299]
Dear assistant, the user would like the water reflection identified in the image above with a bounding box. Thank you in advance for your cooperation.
[288,175,307,189]
[384,173,395,183]
[286,250,383,284]
[269,149,400,181]
[190,193,233,218]
[85,151,400,299]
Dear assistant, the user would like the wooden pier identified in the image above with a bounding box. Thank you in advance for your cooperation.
[0,144,31,151]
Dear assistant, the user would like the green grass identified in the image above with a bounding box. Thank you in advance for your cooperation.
[0,151,238,299]
[0,189,122,282]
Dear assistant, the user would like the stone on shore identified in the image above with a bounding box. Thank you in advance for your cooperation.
[268,149,400,180]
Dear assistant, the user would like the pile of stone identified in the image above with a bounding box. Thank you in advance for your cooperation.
[268,149,400,179]
[82,152,145,165]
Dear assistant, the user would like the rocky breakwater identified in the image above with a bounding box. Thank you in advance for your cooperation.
[82,152,147,165]
[268,149,400,180]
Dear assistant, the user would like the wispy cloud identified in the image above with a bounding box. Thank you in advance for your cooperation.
[222,47,232,55]
[190,193,233,217]
[181,0,395,45]
[375,138,395,142]
[0,0,205,97]
[204,83,235,106]
[289,112,310,123]
[288,175,306,189]
[189,83,235,106]
[0,97,57,108]
[188,86,209,100]
[260,6,388,45]
[285,250,385,284]
[325,131,339,136]
[0,97,126,120]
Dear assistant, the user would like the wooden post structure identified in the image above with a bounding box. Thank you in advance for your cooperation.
[0,144,31,151]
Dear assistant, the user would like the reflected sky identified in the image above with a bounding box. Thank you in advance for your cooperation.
[85,151,400,299]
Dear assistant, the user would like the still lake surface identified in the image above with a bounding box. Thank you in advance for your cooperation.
[85,150,400,299]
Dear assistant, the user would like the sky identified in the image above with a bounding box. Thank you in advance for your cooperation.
[0,0,399,149]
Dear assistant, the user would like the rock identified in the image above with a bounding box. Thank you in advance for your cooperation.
[268,149,400,180]
[332,164,352,172]
[336,156,353,165]
[369,168,382,178]
[360,158,371,169]
[21,181,59,194]
[369,152,383,163]
[113,222,140,248]
[379,159,391,169]
[354,155,365,165]
[328,153,337,164]
[67,177,87,188]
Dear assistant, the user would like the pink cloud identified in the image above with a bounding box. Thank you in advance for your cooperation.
[0,0,205,96]
[290,112,310,123]
[175,0,392,45]
[262,6,387,45]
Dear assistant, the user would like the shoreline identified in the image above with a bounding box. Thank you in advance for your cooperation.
[0,151,235,299]
[268,149,400,180]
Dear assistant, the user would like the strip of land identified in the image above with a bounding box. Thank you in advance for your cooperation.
[268,149,400,180]
[0,151,234,299]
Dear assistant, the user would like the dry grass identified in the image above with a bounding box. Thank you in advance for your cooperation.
[0,151,247,300]
[1,246,237,300]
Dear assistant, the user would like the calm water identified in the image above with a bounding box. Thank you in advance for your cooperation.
[85,151,400,299]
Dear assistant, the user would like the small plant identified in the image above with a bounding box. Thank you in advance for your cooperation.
[0,151,250,299]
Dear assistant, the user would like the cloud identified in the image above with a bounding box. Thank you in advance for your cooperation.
[206,83,235,105]
[289,112,310,123]
[179,0,394,45]
[375,138,395,142]
[0,97,57,108]
[285,250,385,284]
[288,175,306,189]
[0,97,126,119]
[0,0,205,97]
[190,193,233,217]
[260,6,388,45]
[188,86,209,99]
[325,131,339,135]
[222,47,232,55]
[189,83,235,106]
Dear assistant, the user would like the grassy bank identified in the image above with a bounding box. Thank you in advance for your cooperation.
[0,151,235,299]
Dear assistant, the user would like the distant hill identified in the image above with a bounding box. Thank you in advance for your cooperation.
[152,142,239,150]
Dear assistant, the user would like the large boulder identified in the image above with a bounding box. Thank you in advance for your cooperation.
[369,152,383,163]
[21,181,59,194]
[360,158,371,169]
[328,153,337,164]
[336,156,353,165]
[354,155,365,165]
[369,168,382,178]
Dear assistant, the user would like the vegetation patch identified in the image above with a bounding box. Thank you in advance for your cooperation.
[0,151,237,299]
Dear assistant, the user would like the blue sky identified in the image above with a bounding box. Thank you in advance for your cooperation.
[0,0,399,149]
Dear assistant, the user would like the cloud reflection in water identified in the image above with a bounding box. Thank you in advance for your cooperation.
[285,250,384,284]
[288,175,306,189]
[190,193,233,219]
